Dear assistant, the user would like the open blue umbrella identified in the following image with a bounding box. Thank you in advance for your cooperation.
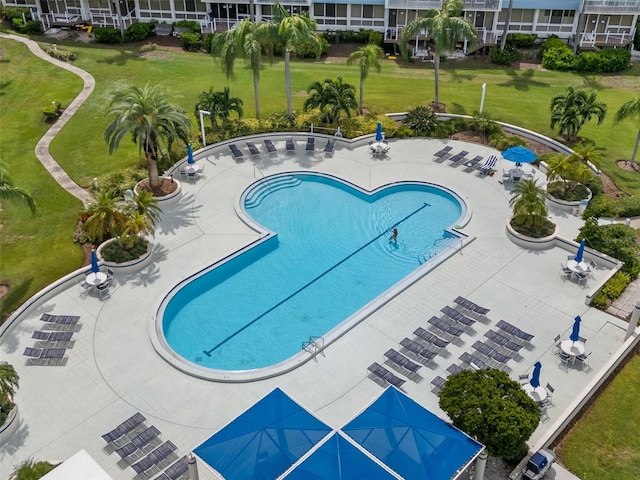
[90,249,100,273]
[570,316,582,342]
[530,361,541,388]
[574,239,585,263]
[187,143,195,164]
[375,122,383,142]
[502,146,537,164]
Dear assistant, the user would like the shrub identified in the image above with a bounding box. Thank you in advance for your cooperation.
[547,181,590,202]
[600,271,631,300]
[490,44,520,65]
[403,106,438,136]
[540,36,569,55]
[295,36,329,58]
[124,22,154,42]
[584,175,603,196]
[202,33,215,53]
[488,132,526,151]
[583,194,619,218]
[2,6,31,22]
[574,49,631,73]
[542,47,575,70]
[23,20,43,34]
[573,51,603,73]
[579,218,640,278]
[94,27,122,44]
[507,33,537,48]
[94,165,147,197]
[591,290,608,309]
[44,45,77,62]
[42,101,62,120]
[174,20,201,34]
[617,195,640,217]
[100,238,148,263]
[181,32,202,52]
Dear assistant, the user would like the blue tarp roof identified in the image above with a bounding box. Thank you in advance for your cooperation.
[194,388,331,480]
[342,387,483,480]
[284,432,399,479]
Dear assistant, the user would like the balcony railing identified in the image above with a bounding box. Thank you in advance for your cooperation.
[579,31,634,46]
[583,0,640,14]
[386,0,443,9]
[463,0,500,10]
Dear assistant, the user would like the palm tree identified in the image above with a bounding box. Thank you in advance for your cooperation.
[545,152,592,194]
[274,2,321,117]
[104,83,191,190]
[614,97,640,167]
[0,362,19,405]
[570,142,604,170]
[215,20,275,119]
[195,87,244,128]
[119,212,154,249]
[303,77,357,124]
[550,86,607,142]
[347,43,384,114]
[509,178,548,228]
[0,161,36,214]
[500,0,514,50]
[134,190,162,226]
[400,0,476,109]
[82,192,124,243]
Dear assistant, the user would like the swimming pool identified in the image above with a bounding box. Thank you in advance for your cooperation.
[154,172,470,381]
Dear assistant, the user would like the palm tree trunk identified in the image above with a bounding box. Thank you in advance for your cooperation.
[500,0,514,50]
[285,49,292,118]
[253,72,260,120]
[434,55,440,108]
[631,128,640,167]
[147,152,160,188]
[359,77,364,114]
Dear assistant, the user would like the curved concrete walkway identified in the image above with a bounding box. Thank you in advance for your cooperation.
[1,33,94,204]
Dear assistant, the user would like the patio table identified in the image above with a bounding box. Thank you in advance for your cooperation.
[566,260,589,273]
[523,383,547,403]
[86,272,107,286]
[560,340,585,357]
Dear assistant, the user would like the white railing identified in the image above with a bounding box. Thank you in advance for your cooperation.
[386,0,442,9]
[463,0,500,10]
[583,0,640,14]
[579,31,634,46]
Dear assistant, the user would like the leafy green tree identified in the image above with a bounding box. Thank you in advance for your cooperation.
[0,361,19,404]
[194,86,244,129]
[613,97,640,167]
[214,19,276,119]
[82,192,125,243]
[0,161,36,214]
[400,0,477,109]
[347,43,384,114]
[11,459,55,480]
[545,152,592,194]
[579,218,640,278]
[274,2,321,117]
[439,369,540,462]
[303,76,357,124]
[550,86,607,142]
[509,178,549,228]
[569,142,604,170]
[104,83,191,189]
[403,105,438,136]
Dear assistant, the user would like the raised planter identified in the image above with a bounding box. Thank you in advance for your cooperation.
[0,405,20,445]
[134,176,182,206]
[97,238,154,275]
[506,221,558,250]
[546,185,592,213]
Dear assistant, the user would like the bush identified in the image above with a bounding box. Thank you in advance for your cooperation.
[403,106,438,136]
[124,22,154,42]
[542,46,575,70]
[540,36,569,55]
[617,195,640,217]
[584,175,603,196]
[174,20,201,34]
[42,101,62,120]
[44,45,77,62]
[22,20,43,34]
[600,271,632,300]
[583,194,618,218]
[181,32,202,52]
[2,6,31,22]
[202,33,215,53]
[94,27,122,44]
[507,33,537,48]
[98,238,148,263]
[574,49,631,73]
[547,181,591,202]
[490,44,520,65]
[488,132,526,151]
[94,165,147,197]
[295,36,329,58]
[579,218,640,278]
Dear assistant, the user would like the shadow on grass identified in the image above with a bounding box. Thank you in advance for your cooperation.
[447,68,476,83]
[580,75,607,90]
[448,103,468,115]
[0,79,10,95]
[497,69,549,91]
[96,49,146,66]
[0,277,34,325]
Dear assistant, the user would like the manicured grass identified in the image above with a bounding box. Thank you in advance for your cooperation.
[558,353,640,480]
[0,38,85,319]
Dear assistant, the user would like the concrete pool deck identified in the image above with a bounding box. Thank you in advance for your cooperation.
[0,137,635,480]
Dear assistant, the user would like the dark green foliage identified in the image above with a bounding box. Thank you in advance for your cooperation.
[584,194,640,218]
[439,369,540,462]
[635,19,640,50]
[174,20,201,34]
[574,49,631,73]
[1,6,31,21]
[547,181,590,202]
[403,105,438,136]
[42,101,62,119]
[94,27,122,44]
[540,36,569,55]
[44,45,77,62]
[584,175,603,196]
[19,20,42,34]
[510,217,556,238]
[322,28,383,45]
[124,22,154,42]
[11,459,55,480]
[296,36,329,58]
[542,47,575,70]
[578,218,640,278]
[488,132,526,151]
[202,33,215,53]
[601,271,632,299]
[616,196,640,217]
[93,166,147,197]
[180,32,202,52]
[490,44,520,65]
[506,33,537,48]
[100,238,148,263]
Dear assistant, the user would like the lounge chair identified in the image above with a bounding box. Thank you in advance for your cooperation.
[399,338,438,362]
[131,440,177,474]
[459,352,487,370]
[115,426,162,459]
[367,362,406,388]
[413,327,449,349]
[440,305,476,327]
[447,150,469,165]
[496,320,535,343]
[384,348,421,373]
[484,330,522,353]
[286,137,295,153]
[40,313,58,322]
[462,155,484,171]
[156,456,189,480]
[23,347,42,358]
[102,412,147,444]
[229,144,244,161]
[246,142,261,158]
[433,145,452,161]
[263,139,277,154]
[305,137,315,152]
[427,316,464,338]
[472,340,511,368]
[477,154,498,174]
[323,138,335,156]
[446,363,464,375]
[431,375,446,394]
[453,296,490,316]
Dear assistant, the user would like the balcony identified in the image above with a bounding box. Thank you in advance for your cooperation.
[386,0,442,9]
[463,0,500,10]
[583,0,640,14]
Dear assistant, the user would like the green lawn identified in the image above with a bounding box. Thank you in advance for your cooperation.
[558,353,640,480]
[1,35,639,320]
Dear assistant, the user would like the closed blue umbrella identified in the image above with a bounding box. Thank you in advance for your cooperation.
[90,249,100,273]
[574,239,585,263]
[375,122,383,142]
[187,143,195,164]
[530,362,541,388]
[570,316,582,342]
[501,146,537,165]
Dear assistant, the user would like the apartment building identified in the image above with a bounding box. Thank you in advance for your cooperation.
[3,0,638,50]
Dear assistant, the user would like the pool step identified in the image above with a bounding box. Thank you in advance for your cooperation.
[245,175,301,208]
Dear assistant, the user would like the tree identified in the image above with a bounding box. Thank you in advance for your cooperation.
[82,192,125,243]
[194,86,244,128]
[439,369,540,462]
[303,76,357,124]
[11,459,55,480]
[500,0,514,50]
[0,161,36,214]
[400,0,477,109]
[347,43,384,114]
[0,361,19,404]
[545,152,592,194]
[509,178,549,228]
[214,19,276,119]
[569,142,604,170]
[550,86,607,142]
[274,2,321,117]
[613,97,640,167]
[104,83,191,190]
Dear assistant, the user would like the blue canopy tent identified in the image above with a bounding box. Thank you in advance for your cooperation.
[342,387,483,480]
[574,239,586,263]
[283,432,400,479]
[570,316,582,342]
[90,249,100,273]
[194,388,331,480]
[530,362,542,388]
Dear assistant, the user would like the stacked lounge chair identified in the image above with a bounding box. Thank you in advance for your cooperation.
[427,316,464,340]
[413,327,449,354]
[286,137,296,153]
[440,306,476,328]
[496,320,535,345]
[471,340,512,371]
[484,330,523,354]
[155,456,189,480]
[131,441,178,475]
[367,362,406,388]
[384,349,422,374]
[305,137,315,152]
[453,296,490,317]
[102,412,147,444]
[400,338,438,362]
[229,144,244,161]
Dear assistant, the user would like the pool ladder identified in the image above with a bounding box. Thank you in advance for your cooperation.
[302,336,325,361]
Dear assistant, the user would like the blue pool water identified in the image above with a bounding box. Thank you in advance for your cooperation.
[161,173,465,372]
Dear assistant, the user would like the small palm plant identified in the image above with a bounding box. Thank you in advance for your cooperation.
[509,179,555,238]
[0,362,19,425]
[545,152,593,201]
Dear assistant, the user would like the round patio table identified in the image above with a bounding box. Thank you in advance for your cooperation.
[86,272,107,286]
[566,260,589,273]
[523,384,547,403]
[560,339,585,357]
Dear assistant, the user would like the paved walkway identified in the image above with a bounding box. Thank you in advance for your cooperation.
[0,33,94,205]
